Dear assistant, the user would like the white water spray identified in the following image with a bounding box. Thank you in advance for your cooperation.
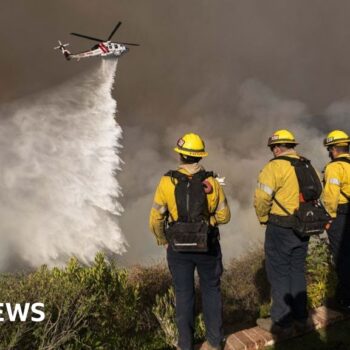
[0,59,126,270]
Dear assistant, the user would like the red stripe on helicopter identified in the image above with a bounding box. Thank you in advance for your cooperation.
[99,43,109,53]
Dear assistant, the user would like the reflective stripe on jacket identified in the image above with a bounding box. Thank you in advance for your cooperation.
[323,154,350,218]
[254,152,300,224]
[149,166,231,245]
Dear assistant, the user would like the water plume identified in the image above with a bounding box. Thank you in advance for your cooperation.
[0,59,126,270]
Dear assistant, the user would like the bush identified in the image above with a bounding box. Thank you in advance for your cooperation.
[0,254,168,350]
[306,236,337,308]
[128,263,173,349]
[0,238,336,349]
[152,287,206,347]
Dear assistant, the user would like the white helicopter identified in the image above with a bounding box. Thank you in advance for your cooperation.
[54,22,139,61]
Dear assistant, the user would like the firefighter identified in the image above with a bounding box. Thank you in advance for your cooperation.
[149,133,230,350]
[254,129,312,334]
[323,130,350,311]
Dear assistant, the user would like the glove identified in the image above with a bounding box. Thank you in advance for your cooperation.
[216,176,226,186]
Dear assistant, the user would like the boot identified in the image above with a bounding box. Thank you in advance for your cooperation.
[256,317,293,336]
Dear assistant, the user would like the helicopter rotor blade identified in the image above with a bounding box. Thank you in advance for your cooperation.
[119,42,140,46]
[70,33,104,42]
[54,40,69,50]
[107,22,122,41]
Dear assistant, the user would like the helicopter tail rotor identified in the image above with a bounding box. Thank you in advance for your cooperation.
[54,41,71,60]
[54,40,70,50]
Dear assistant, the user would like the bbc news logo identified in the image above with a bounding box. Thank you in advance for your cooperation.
[0,303,45,322]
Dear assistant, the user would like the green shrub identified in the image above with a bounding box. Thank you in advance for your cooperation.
[306,236,337,308]
[0,238,337,349]
[128,263,173,349]
[152,287,206,347]
[0,254,168,350]
[152,288,178,347]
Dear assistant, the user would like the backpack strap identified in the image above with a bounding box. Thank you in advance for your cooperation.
[270,155,309,165]
[271,197,292,216]
[164,170,188,179]
[341,191,350,201]
[164,170,214,181]
[270,155,293,163]
[164,170,189,186]
[331,157,350,165]
[192,170,214,181]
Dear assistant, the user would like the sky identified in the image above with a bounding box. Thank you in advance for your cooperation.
[1,0,350,265]
[2,1,350,117]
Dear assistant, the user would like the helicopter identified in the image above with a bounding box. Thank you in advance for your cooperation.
[54,22,139,61]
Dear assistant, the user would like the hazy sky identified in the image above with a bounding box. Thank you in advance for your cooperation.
[2,0,350,122]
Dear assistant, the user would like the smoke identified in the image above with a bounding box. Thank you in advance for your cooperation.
[1,1,350,266]
[0,59,126,270]
[119,78,348,264]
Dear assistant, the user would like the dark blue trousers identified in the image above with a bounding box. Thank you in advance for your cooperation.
[265,223,309,327]
[167,242,223,350]
[327,213,350,304]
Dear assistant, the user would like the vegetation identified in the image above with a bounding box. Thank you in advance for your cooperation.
[306,236,337,309]
[0,236,337,349]
[0,254,170,350]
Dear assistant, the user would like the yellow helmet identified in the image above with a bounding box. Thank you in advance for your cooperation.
[323,130,350,147]
[267,129,298,147]
[174,133,208,157]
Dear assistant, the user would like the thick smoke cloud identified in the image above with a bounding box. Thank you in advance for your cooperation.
[1,1,350,265]
[119,79,334,264]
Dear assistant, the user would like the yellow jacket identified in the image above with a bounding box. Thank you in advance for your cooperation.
[149,163,231,245]
[254,151,300,224]
[323,154,350,218]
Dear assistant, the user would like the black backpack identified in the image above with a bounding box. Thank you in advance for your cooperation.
[270,156,331,237]
[164,170,215,252]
